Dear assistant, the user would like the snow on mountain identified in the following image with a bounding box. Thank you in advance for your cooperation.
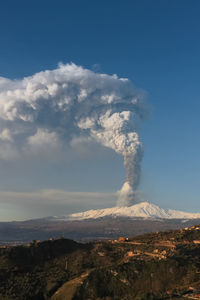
[56,202,200,221]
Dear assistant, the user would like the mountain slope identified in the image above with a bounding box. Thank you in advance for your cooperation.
[55,201,200,220]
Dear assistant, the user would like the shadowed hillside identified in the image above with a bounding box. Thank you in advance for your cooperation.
[1,225,200,299]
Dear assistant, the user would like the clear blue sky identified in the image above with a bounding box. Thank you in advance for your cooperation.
[0,0,200,220]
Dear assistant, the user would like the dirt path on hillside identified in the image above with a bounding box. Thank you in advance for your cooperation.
[51,271,91,300]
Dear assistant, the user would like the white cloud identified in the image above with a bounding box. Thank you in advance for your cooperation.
[0,189,116,220]
[0,63,146,157]
[0,189,115,204]
[0,63,148,206]
[0,129,12,141]
[26,128,61,155]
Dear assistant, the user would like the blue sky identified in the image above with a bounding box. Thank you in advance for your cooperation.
[0,0,200,220]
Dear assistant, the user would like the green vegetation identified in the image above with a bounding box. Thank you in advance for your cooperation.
[1,225,200,299]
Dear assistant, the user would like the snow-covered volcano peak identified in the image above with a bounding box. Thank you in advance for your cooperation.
[57,201,200,221]
[68,201,168,220]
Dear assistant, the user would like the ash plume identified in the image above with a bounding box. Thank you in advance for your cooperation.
[0,63,148,206]
[117,147,143,207]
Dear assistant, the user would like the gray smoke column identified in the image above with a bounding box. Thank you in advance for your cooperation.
[0,63,148,205]
[117,145,143,206]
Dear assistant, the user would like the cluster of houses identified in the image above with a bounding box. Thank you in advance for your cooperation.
[184,225,200,231]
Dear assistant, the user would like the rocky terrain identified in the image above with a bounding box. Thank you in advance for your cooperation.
[1,225,200,299]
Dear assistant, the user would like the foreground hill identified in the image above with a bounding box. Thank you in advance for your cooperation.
[1,225,200,299]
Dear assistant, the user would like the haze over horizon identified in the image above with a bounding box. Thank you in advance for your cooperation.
[0,0,200,221]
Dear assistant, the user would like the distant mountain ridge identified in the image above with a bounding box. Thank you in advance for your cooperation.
[2,201,200,246]
[52,201,200,221]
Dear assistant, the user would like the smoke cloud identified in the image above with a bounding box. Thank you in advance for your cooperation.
[0,63,148,206]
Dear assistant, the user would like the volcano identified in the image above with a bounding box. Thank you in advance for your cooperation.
[51,201,200,221]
